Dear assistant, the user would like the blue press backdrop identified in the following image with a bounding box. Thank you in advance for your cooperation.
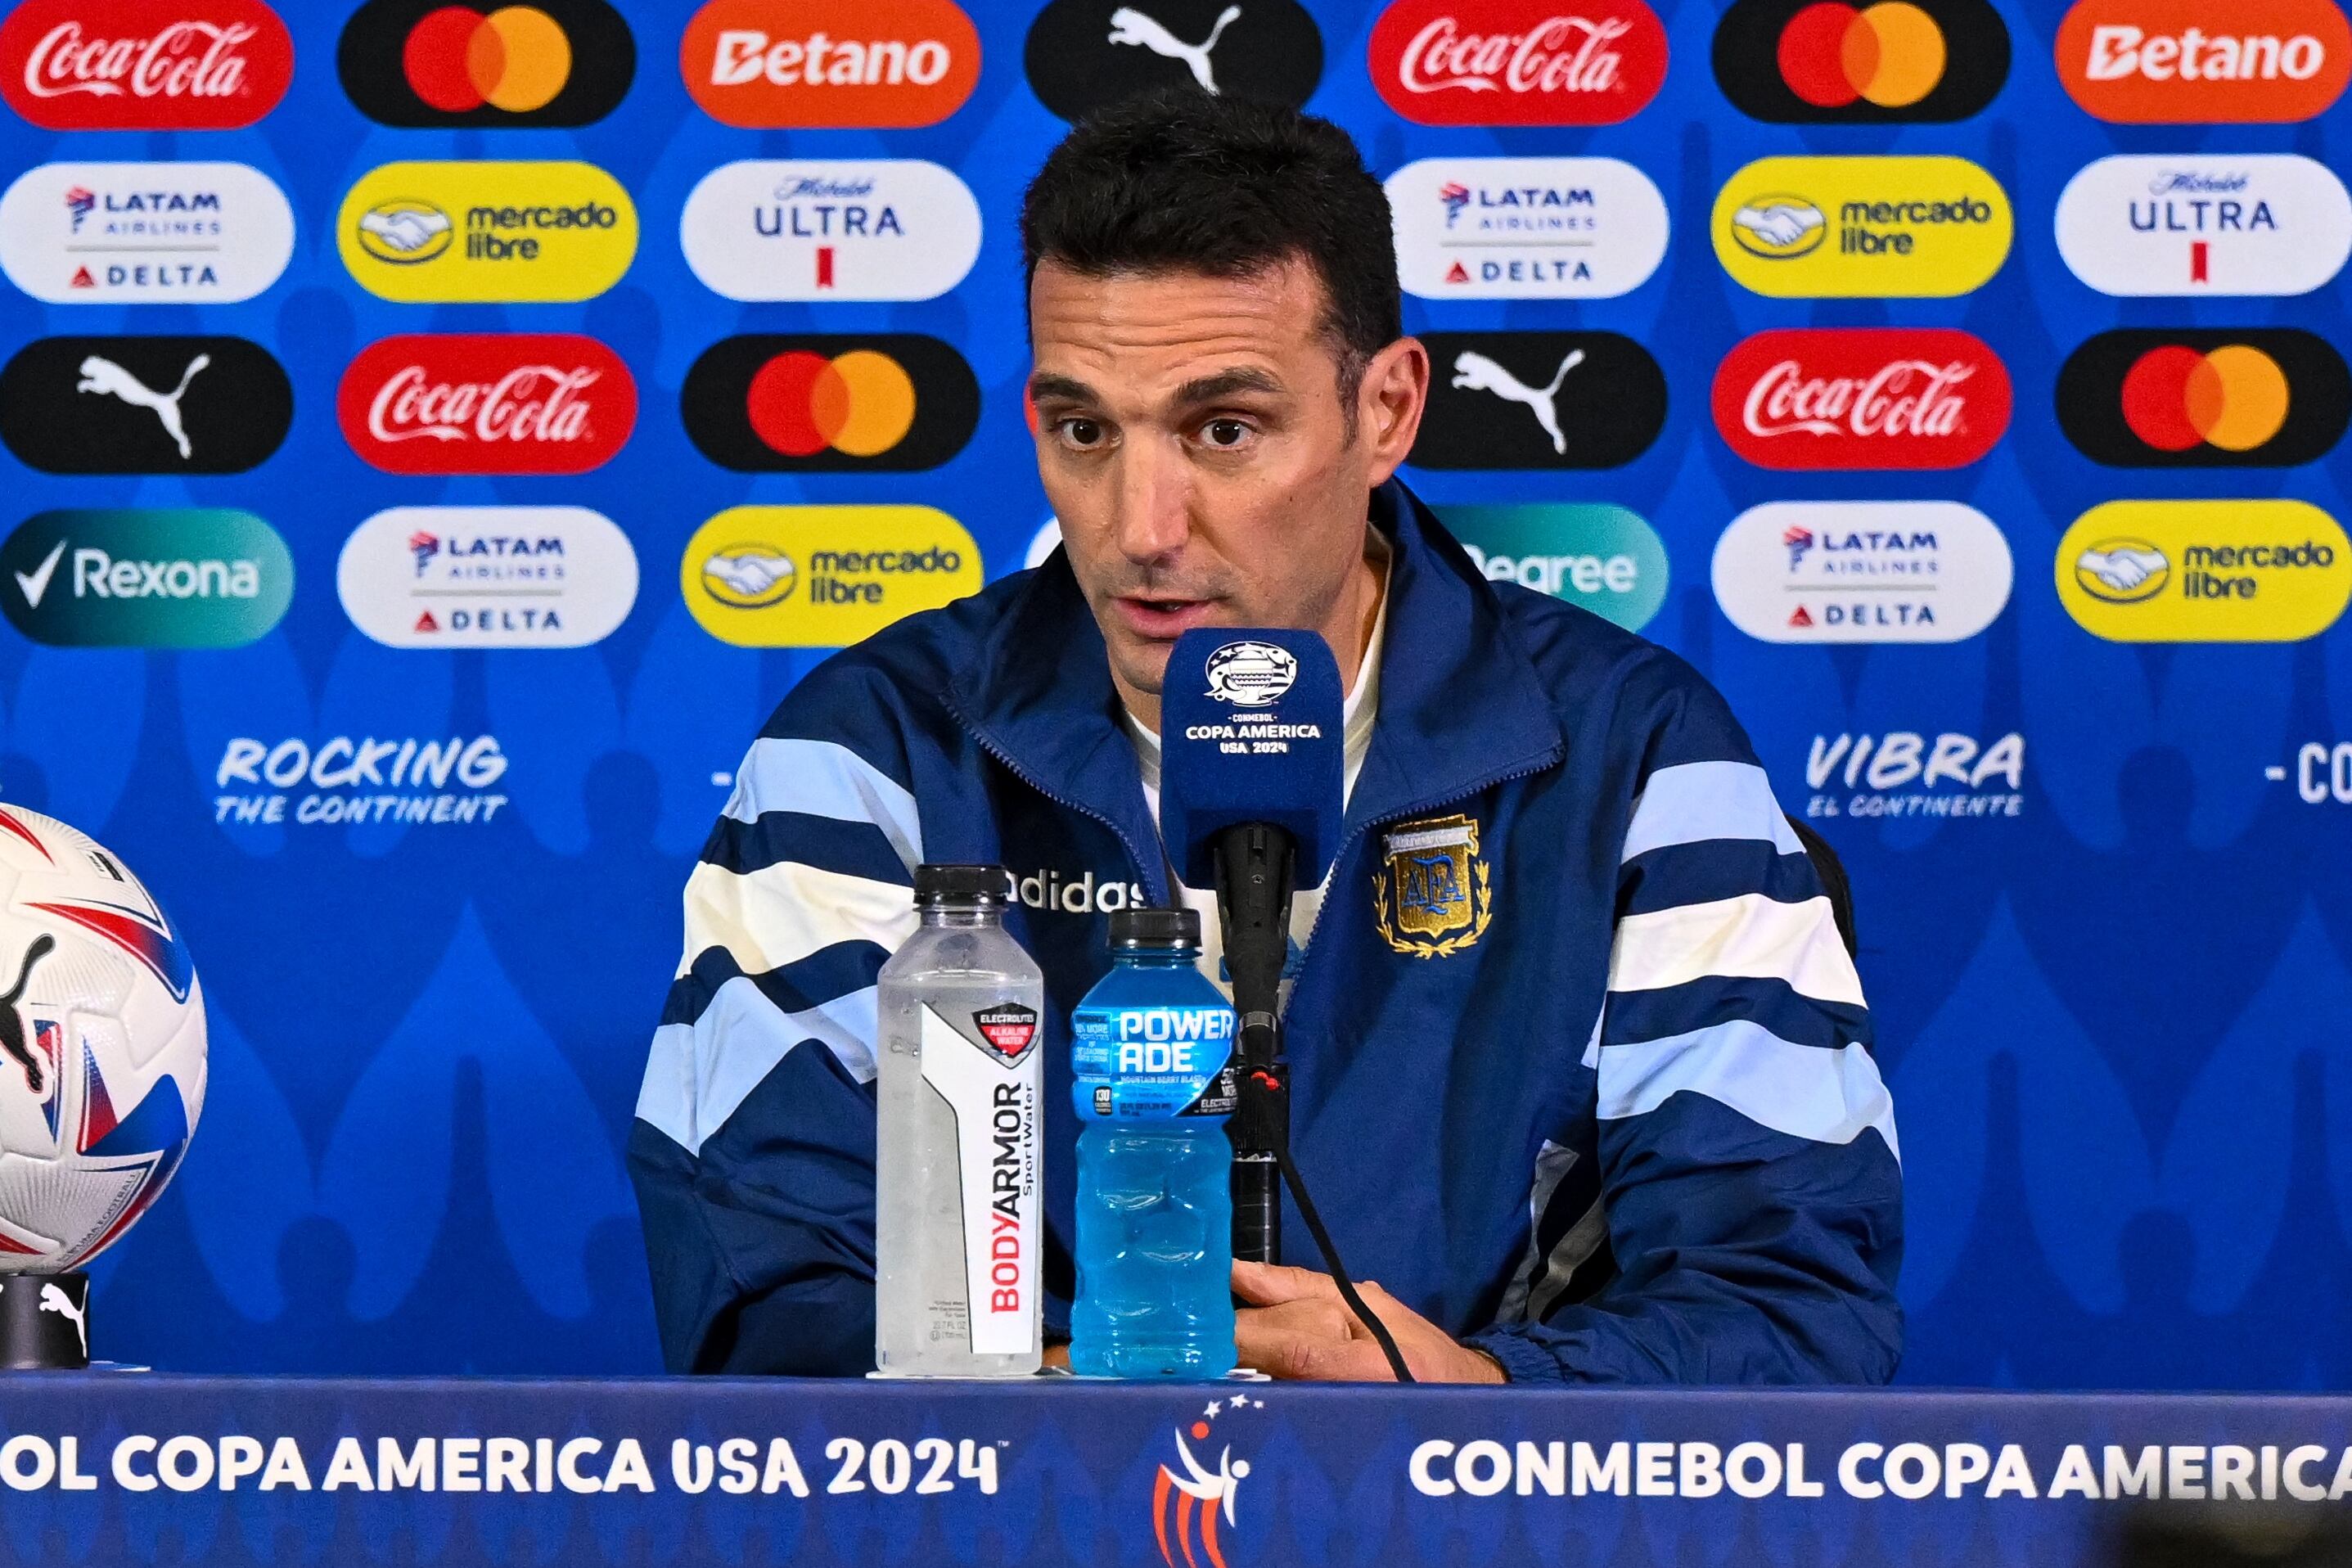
[0,0,2346,1384]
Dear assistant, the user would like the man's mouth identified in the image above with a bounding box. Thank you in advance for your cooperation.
[1111,595,1219,639]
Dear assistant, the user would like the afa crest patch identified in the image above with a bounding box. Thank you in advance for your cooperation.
[1374,813,1492,958]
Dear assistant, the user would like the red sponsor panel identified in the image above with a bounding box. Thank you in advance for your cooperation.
[1712,328,2012,470]
[2055,0,2350,121]
[681,0,980,128]
[0,0,291,129]
[337,335,637,475]
[1369,0,1667,124]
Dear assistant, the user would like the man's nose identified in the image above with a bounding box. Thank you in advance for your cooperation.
[1110,439,1192,563]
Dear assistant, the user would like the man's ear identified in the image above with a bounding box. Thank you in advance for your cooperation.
[1360,336,1430,486]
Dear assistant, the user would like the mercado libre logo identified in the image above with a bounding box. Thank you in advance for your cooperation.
[2055,0,2350,122]
[1713,0,2009,121]
[1366,0,1669,126]
[1,508,291,648]
[337,333,638,475]
[1148,1393,1264,1568]
[2057,327,2349,467]
[0,0,294,130]
[2056,499,2351,642]
[337,160,637,304]
[681,334,979,472]
[681,0,980,127]
[683,505,981,647]
[338,0,634,127]
[1714,155,2010,296]
[1024,0,1322,123]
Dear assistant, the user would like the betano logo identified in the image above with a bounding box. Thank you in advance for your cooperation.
[1713,0,2007,120]
[2056,0,2349,121]
[1714,155,2010,295]
[339,0,634,128]
[683,506,981,647]
[2056,327,2350,467]
[1,508,291,648]
[2056,499,2350,641]
[336,160,636,303]
[681,0,979,127]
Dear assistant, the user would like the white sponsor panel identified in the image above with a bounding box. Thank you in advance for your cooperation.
[336,506,638,650]
[0,160,292,304]
[2054,154,2351,295]
[678,159,980,302]
[1712,501,2012,643]
[1387,156,1669,298]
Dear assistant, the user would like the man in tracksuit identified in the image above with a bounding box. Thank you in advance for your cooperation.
[629,92,1903,1383]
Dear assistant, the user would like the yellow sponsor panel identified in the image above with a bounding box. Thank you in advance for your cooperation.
[684,506,983,647]
[337,160,636,303]
[1714,156,2011,298]
[2055,500,2350,642]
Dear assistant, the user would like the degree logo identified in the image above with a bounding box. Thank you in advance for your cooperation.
[1714,0,2007,120]
[2056,500,2350,641]
[337,161,637,303]
[1367,0,1669,126]
[2055,0,2350,121]
[1714,155,2010,296]
[2056,328,2349,467]
[340,0,634,128]
[2055,154,2351,296]
[0,0,295,129]
[683,506,982,647]
[1432,503,1668,630]
[682,0,980,128]
[682,334,980,472]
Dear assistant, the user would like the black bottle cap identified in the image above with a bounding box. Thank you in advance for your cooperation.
[1109,906,1201,950]
[912,863,1013,906]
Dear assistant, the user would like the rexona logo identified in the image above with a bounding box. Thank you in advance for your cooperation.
[2056,499,2351,642]
[1408,331,1665,469]
[1711,328,2009,469]
[0,0,292,129]
[0,160,292,304]
[1367,0,1668,125]
[0,508,291,648]
[1713,0,2008,121]
[338,0,635,128]
[1714,501,2012,643]
[338,505,638,650]
[1387,156,1669,299]
[1432,502,1668,630]
[680,159,980,303]
[682,334,979,472]
[1024,0,1322,122]
[2057,327,2349,467]
[337,334,636,475]
[684,506,981,647]
[0,335,290,474]
[336,160,637,304]
[2056,0,2350,120]
[2055,154,2352,296]
[682,0,980,127]
[1714,155,2010,296]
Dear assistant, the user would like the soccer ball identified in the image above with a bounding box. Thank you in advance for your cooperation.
[0,806,204,1271]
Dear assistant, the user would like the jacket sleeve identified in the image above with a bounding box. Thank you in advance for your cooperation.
[627,674,921,1374]
[1468,668,1904,1385]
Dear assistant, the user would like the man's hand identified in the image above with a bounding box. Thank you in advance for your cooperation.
[1232,1261,1507,1383]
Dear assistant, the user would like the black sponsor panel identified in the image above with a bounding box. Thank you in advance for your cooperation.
[0,336,291,475]
[338,0,635,128]
[1024,0,1322,122]
[1408,332,1666,471]
[681,334,980,472]
[2057,327,2350,468]
[1713,0,2008,123]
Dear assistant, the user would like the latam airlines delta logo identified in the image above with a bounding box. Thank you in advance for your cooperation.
[2056,0,2350,120]
[1713,501,2012,642]
[1367,0,1669,125]
[337,506,638,649]
[2055,155,2352,296]
[337,161,638,304]
[1714,155,2010,296]
[0,160,292,304]
[0,0,293,129]
[1386,156,1669,298]
[2056,499,2351,642]
[682,0,980,126]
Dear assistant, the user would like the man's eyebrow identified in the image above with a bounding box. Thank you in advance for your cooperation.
[1172,366,1282,404]
[1025,372,1096,405]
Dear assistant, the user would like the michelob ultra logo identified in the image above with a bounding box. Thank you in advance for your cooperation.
[2,507,291,647]
[1714,155,2010,296]
[336,160,637,303]
[683,505,981,647]
[2055,155,2351,296]
[1713,0,2010,122]
[2057,500,2351,642]
[2055,0,2350,121]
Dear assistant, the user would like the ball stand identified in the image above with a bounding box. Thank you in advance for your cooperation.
[0,1272,88,1369]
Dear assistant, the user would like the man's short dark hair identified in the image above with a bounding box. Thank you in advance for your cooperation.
[1019,89,1403,431]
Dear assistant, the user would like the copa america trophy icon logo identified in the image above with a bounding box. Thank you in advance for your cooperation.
[1202,641,1298,707]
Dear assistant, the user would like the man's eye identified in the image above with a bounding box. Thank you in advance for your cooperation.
[1203,419,1250,448]
[1060,418,1104,448]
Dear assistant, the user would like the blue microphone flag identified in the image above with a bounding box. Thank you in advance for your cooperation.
[1158,628,1345,886]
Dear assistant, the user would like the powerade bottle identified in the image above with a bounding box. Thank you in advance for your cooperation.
[875,864,1045,1377]
[1070,908,1239,1378]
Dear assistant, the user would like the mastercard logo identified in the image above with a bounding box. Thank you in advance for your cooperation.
[1714,0,2007,121]
[340,0,633,128]
[682,333,980,472]
[2057,327,2350,467]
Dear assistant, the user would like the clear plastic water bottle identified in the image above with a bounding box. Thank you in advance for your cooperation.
[875,864,1044,1377]
[1070,907,1239,1378]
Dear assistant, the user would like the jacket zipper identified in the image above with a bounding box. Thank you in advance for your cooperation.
[943,696,1169,908]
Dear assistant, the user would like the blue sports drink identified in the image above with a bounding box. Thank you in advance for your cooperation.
[1069,908,1238,1378]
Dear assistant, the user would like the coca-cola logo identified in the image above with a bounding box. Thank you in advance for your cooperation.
[1370,0,1666,124]
[1712,329,2011,470]
[337,334,636,475]
[0,0,291,128]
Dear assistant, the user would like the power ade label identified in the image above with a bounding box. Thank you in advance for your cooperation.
[916,1003,1039,1357]
[1070,1002,1237,1122]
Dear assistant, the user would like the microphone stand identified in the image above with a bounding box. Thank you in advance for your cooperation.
[1212,822,1291,1265]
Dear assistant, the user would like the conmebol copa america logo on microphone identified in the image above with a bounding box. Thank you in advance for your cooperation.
[1202,641,1298,708]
